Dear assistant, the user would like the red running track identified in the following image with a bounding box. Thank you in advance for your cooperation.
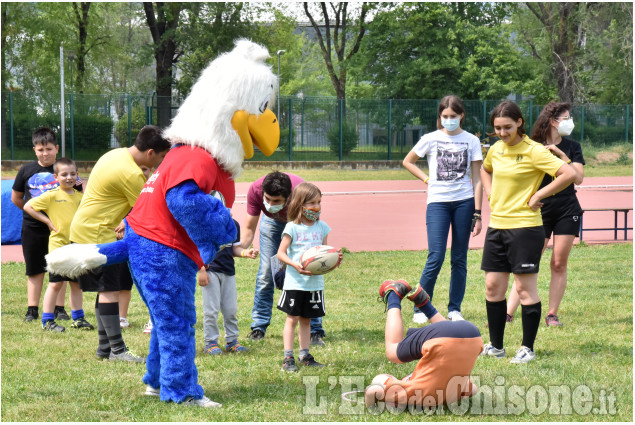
[1,176,632,263]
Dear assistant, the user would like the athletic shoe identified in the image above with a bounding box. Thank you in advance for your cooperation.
[225,341,248,353]
[310,333,326,347]
[247,329,265,341]
[24,309,38,322]
[55,308,70,321]
[378,279,412,303]
[407,286,431,307]
[300,354,324,367]
[95,349,111,360]
[71,317,95,330]
[510,346,536,364]
[545,314,562,327]
[448,311,465,321]
[480,343,506,358]
[182,395,222,408]
[43,320,65,332]
[203,341,223,355]
[109,347,145,363]
[413,312,429,324]
[143,320,153,334]
[145,385,160,397]
[119,317,130,329]
[282,356,298,372]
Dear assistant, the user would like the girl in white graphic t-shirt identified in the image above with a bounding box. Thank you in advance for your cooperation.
[402,95,484,324]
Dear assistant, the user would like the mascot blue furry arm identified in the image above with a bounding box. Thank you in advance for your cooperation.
[46,39,280,408]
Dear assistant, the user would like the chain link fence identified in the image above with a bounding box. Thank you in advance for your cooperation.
[1,92,632,161]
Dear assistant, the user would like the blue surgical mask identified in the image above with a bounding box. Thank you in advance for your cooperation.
[263,199,284,214]
[441,118,461,132]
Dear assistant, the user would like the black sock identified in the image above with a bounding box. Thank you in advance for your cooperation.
[54,305,65,312]
[98,301,126,354]
[27,306,39,314]
[521,302,542,351]
[94,301,110,355]
[486,299,507,350]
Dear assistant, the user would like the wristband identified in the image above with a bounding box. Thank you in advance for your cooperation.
[566,159,572,164]
[424,177,429,184]
[241,249,246,257]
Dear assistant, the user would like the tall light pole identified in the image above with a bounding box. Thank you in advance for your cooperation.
[276,50,286,119]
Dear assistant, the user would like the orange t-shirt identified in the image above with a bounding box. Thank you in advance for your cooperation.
[385,336,483,406]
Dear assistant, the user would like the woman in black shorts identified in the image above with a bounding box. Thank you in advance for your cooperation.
[506,102,585,327]
[479,101,576,364]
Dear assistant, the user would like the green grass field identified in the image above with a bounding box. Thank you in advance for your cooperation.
[1,243,632,421]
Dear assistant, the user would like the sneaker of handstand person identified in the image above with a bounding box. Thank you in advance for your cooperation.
[365,280,483,409]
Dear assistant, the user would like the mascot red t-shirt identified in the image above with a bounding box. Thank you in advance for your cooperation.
[127,145,235,268]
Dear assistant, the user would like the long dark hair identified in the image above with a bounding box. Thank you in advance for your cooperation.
[436,95,465,130]
[530,102,572,144]
[490,100,525,136]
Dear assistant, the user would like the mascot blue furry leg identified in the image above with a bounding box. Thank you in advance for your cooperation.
[126,223,203,401]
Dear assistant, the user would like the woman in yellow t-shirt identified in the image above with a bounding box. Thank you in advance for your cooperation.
[479,101,576,364]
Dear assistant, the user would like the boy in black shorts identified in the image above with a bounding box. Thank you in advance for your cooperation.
[12,127,83,322]
[69,126,170,362]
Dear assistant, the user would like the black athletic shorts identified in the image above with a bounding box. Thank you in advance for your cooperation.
[541,195,583,238]
[277,289,325,318]
[543,213,582,238]
[78,262,133,292]
[21,226,49,276]
[481,226,545,274]
[396,320,481,363]
[49,272,73,283]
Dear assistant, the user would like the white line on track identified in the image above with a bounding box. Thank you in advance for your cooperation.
[233,184,632,199]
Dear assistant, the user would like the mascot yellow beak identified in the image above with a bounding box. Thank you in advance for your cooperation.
[231,109,280,159]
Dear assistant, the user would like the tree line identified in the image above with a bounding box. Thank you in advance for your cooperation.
[2,2,632,127]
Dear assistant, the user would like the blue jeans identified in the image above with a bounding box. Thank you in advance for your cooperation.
[414,198,474,315]
[250,216,324,336]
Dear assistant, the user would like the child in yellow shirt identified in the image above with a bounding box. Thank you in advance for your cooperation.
[24,158,93,332]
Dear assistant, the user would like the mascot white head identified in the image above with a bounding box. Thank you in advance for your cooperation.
[163,39,280,178]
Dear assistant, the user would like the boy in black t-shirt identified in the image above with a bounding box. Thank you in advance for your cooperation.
[197,219,258,355]
[11,127,83,322]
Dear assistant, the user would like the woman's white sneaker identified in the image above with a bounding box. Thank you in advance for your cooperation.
[480,342,506,358]
[510,346,535,364]
[447,311,465,321]
[413,312,428,324]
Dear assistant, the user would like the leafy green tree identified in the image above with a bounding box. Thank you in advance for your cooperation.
[512,2,633,104]
[303,2,371,113]
[143,2,184,127]
[175,3,252,96]
[358,2,530,100]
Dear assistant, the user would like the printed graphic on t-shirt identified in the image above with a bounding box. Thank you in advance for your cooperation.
[27,172,58,197]
[436,142,468,181]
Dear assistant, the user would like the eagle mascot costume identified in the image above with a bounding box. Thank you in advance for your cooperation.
[46,39,280,407]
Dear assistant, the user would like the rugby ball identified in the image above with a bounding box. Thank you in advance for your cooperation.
[300,245,341,275]
[371,374,395,389]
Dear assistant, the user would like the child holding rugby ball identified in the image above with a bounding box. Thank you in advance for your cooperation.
[276,182,341,372]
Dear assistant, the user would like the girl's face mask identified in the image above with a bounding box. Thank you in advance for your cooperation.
[302,207,321,222]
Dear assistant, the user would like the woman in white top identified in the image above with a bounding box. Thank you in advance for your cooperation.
[402,95,483,324]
